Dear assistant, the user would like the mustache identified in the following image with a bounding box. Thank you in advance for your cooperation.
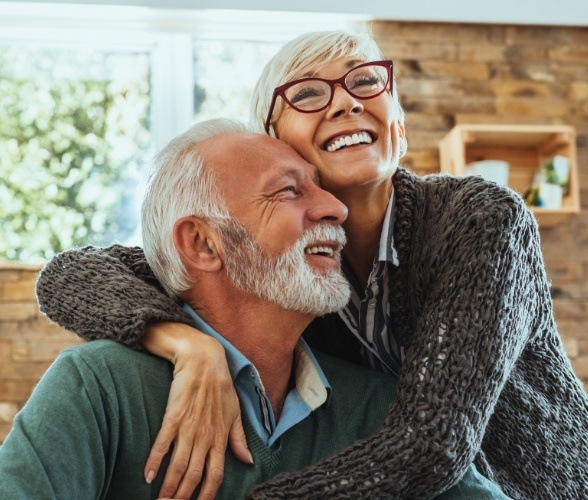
[294,223,347,258]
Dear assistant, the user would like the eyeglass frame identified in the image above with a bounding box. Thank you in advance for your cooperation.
[264,60,394,133]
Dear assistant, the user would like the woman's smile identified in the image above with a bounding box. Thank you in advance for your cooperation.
[323,130,374,152]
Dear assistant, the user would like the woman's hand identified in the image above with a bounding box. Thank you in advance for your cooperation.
[141,322,253,499]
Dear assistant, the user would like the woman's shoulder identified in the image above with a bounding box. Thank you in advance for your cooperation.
[394,168,534,230]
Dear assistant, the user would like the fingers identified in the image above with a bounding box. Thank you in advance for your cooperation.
[158,437,226,500]
[158,436,205,499]
[228,415,253,465]
[191,415,253,499]
[195,446,225,500]
[145,334,241,499]
[145,412,181,484]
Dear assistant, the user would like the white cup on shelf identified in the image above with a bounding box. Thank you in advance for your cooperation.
[464,160,510,186]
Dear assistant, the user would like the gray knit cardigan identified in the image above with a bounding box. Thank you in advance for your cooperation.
[36,168,588,499]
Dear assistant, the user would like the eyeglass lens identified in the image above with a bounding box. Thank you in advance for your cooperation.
[283,64,389,112]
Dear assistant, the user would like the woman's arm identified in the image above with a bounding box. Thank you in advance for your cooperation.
[142,323,252,499]
[36,244,194,347]
[247,200,545,498]
[35,244,252,498]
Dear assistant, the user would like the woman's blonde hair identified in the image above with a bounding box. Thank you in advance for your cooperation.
[249,29,404,137]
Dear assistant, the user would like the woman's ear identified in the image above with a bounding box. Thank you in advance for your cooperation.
[173,216,223,272]
[398,123,408,157]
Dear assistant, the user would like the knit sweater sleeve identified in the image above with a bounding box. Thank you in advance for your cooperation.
[248,190,547,498]
[35,245,194,348]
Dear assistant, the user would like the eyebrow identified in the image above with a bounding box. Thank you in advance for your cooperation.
[262,166,319,190]
[345,58,364,69]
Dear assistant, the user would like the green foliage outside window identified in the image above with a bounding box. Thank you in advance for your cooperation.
[0,47,151,263]
[193,40,281,122]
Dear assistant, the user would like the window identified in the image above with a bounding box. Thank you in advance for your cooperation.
[0,44,151,262]
[193,39,282,122]
[0,3,361,263]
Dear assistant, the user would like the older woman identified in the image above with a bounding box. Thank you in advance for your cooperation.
[36,30,588,499]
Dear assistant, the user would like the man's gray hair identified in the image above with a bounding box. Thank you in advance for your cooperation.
[141,118,247,298]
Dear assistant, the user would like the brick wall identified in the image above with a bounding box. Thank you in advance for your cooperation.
[370,20,588,387]
[1,20,587,444]
[0,264,80,443]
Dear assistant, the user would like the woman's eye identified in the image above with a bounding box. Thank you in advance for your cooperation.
[351,76,380,88]
[289,86,325,104]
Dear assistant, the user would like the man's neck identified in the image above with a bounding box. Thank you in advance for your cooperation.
[186,288,313,416]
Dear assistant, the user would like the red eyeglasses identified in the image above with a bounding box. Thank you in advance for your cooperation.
[264,60,393,133]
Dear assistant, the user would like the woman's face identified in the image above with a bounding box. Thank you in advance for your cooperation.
[274,57,405,194]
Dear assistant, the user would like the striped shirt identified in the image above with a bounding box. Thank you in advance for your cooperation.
[338,192,403,376]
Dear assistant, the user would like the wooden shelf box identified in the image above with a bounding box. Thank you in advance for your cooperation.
[439,124,580,227]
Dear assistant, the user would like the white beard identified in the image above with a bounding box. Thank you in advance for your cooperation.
[219,221,350,316]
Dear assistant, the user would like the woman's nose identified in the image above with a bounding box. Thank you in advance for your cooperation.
[326,84,364,120]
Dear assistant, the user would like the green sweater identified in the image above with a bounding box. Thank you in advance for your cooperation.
[0,340,507,499]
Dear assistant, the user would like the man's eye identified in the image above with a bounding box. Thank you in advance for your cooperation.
[277,186,300,196]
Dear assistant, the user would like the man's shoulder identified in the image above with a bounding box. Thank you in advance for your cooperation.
[57,340,171,382]
[61,339,156,362]
[42,340,173,416]
[312,349,396,391]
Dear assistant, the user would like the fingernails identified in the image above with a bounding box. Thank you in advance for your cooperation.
[247,450,254,465]
[146,470,155,484]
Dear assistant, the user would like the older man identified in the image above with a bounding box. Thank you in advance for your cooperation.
[0,119,506,499]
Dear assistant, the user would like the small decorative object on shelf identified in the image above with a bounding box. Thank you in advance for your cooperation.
[439,124,580,227]
[464,160,510,187]
[525,155,571,209]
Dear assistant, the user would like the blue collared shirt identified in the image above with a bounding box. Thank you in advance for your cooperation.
[338,191,404,376]
[182,304,331,449]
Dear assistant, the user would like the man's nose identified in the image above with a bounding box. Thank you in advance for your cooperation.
[307,186,348,226]
[326,84,364,120]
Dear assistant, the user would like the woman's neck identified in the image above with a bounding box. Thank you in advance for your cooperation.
[337,181,393,289]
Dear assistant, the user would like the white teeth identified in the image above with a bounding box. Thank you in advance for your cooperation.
[326,131,373,152]
[305,245,335,257]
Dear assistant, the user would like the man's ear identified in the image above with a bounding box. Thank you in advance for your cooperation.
[173,216,223,272]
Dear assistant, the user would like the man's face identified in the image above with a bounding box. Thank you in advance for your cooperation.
[219,218,350,316]
[204,132,348,274]
[202,132,350,314]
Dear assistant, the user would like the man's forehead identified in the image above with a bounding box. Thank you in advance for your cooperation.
[201,131,280,162]
[227,157,319,191]
[203,132,318,184]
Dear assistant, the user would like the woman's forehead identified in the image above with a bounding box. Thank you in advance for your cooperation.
[292,56,368,80]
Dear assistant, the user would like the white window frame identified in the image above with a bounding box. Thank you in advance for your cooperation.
[0,4,194,151]
[0,2,362,151]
